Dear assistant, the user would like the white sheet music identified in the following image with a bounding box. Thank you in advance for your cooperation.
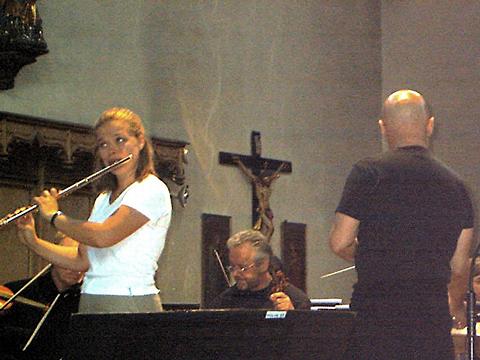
[310,298,342,305]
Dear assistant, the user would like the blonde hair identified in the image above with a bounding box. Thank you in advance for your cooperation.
[94,107,156,193]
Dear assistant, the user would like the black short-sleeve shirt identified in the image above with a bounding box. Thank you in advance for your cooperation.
[336,146,474,319]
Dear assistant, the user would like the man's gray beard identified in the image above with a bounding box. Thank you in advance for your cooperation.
[235,279,248,290]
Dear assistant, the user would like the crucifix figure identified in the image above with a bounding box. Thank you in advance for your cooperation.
[219,131,292,241]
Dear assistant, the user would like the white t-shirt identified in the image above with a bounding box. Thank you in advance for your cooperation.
[82,174,172,296]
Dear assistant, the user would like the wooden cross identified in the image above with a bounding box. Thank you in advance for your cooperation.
[219,131,292,239]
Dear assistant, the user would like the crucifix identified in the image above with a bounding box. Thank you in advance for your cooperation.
[219,131,292,240]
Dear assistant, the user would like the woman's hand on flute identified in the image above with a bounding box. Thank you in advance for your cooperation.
[33,188,60,222]
[16,213,39,247]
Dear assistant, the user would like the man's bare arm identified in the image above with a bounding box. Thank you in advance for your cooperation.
[449,228,474,328]
[328,212,360,262]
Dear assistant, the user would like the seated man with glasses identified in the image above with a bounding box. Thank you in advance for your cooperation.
[210,229,311,310]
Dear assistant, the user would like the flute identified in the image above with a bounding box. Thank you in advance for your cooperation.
[0,154,132,228]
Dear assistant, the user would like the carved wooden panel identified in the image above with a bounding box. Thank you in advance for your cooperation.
[0,186,31,284]
[281,221,307,292]
[201,213,231,308]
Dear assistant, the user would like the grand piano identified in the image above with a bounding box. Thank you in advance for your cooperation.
[65,309,356,360]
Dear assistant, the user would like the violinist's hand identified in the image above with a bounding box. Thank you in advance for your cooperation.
[270,292,294,311]
[33,188,60,223]
[16,213,39,247]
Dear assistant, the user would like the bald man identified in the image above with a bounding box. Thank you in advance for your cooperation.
[329,90,474,360]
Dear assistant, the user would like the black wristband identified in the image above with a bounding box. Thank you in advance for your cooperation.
[50,210,64,228]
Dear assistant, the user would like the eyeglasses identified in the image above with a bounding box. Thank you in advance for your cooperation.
[226,263,256,273]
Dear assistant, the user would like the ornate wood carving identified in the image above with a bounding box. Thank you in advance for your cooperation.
[152,138,188,186]
[0,1,49,90]
[281,221,307,292]
[0,111,189,190]
[201,213,231,307]
[0,112,94,160]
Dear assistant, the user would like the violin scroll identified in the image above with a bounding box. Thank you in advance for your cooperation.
[0,285,15,311]
[0,284,48,311]
[269,255,289,294]
[270,269,289,294]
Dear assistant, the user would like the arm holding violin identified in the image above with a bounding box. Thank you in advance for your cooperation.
[269,268,311,310]
[269,269,294,310]
[270,286,312,310]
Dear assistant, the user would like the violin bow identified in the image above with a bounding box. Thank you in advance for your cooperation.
[22,292,62,351]
[213,249,231,287]
[0,263,52,311]
[319,265,355,279]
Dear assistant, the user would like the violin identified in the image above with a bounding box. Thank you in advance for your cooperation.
[269,255,289,294]
[0,285,48,311]
[271,269,289,294]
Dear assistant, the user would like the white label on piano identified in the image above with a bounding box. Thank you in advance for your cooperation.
[265,311,287,319]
